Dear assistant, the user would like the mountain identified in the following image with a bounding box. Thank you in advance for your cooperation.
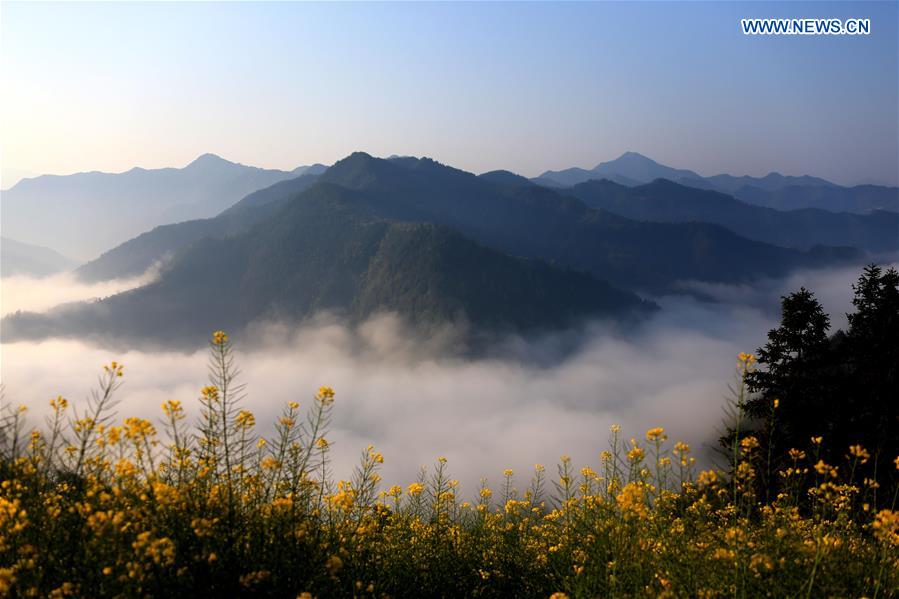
[478,170,534,186]
[3,182,653,346]
[1,237,77,278]
[311,153,859,291]
[76,172,323,282]
[83,152,862,291]
[535,153,899,214]
[0,154,326,261]
[701,172,837,194]
[732,184,898,214]
[537,152,701,187]
[565,179,899,253]
[13,151,868,347]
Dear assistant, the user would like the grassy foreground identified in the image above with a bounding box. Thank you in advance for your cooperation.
[0,334,897,598]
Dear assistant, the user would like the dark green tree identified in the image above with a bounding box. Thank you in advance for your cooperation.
[732,288,831,498]
[744,287,831,433]
[842,265,899,472]
[733,266,899,505]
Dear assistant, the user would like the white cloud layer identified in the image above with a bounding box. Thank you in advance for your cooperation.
[0,262,885,496]
[0,271,153,317]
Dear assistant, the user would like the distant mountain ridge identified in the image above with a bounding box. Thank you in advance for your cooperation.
[1,237,76,278]
[538,152,701,188]
[79,152,864,292]
[5,178,654,346]
[76,172,323,282]
[0,154,327,261]
[313,153,859,290]
[565,179,899,254]
[535,152,899,214]
[4,151,871,348]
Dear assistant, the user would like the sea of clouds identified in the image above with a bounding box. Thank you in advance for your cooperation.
[0,263,884,494]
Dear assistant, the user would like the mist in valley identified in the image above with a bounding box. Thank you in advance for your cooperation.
[0,262,880,495]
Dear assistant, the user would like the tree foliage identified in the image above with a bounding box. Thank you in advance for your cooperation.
[735,264,899,502]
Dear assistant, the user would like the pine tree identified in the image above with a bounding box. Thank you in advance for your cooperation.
[745,289,830,412]
[736,266,899,505]
[743,288,833,473]
[843,265,899,471]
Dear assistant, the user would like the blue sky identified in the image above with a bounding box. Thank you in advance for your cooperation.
[2,1,896,186]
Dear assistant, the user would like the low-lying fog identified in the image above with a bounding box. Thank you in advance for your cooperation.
[0,264,882,494]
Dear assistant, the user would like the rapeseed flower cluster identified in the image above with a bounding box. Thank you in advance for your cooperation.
[0,337,896,597]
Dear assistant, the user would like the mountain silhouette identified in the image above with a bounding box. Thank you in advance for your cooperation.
[1,237,76,277]
[80,152,863,291]
[1,154,326,261]
[536,153,898,214]
[566,178,898,253]
[537,152,701,187]
[4,181,653,346]
[9,151,867,348]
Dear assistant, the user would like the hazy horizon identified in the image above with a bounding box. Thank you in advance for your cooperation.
[6,147,896,193]
[2,1,897,189]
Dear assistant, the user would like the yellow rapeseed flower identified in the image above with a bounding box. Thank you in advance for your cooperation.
[646,427,666,443]
[236,410,256,429]
[697,469,719,487]
[104,361,125,377]
[161,400,183,420]
[316,386,335,404]
[627,439,645,462]
[740,436,759,453]
[737,352,756,369]
[873,509,899,545]
[325,555,343,574]
[848,445,870,464]
[789,448,806,461]
[616,482,648,519]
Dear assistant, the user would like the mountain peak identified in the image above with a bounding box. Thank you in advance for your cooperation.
[479,170,532,186]
[185,153,234,169]
[601,152,664,169]
[320,152,397,189]
[329,151,378,170]
[617,151,655,161]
